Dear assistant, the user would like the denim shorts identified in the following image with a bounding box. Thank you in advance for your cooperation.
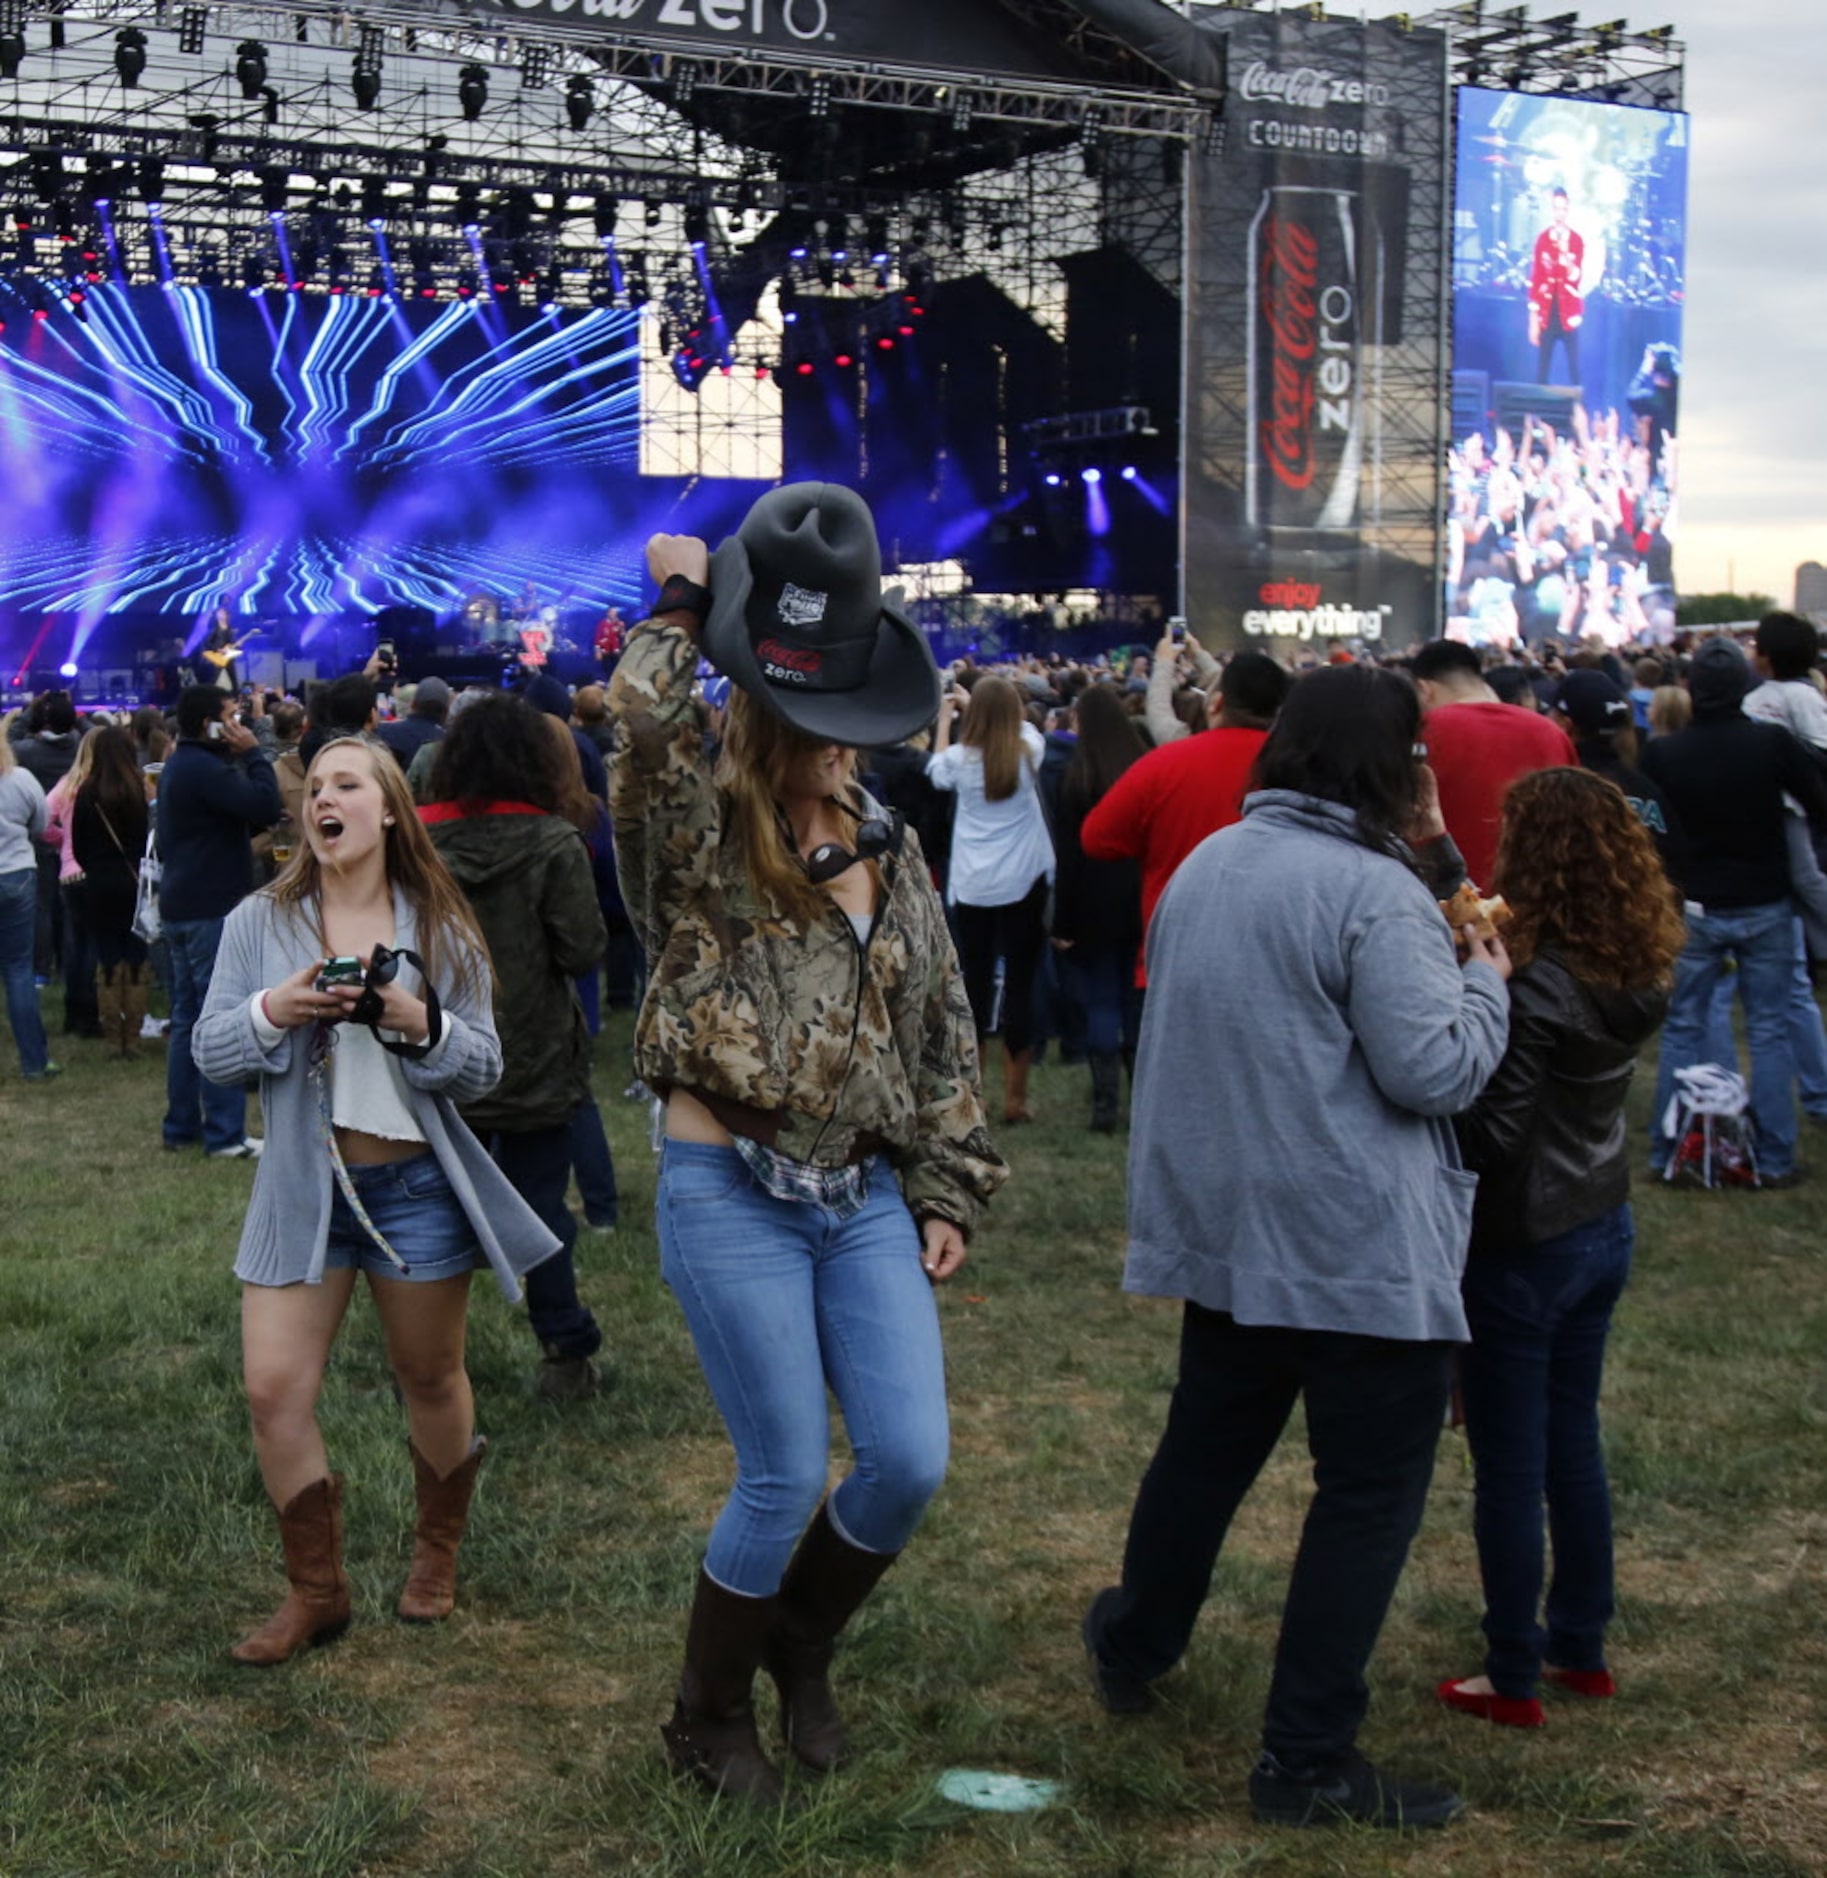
[323,1152,484,1283]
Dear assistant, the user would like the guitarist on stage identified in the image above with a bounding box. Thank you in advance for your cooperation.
[202,608,250,692]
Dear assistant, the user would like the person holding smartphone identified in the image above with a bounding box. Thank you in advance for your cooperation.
[193,734,561,1664]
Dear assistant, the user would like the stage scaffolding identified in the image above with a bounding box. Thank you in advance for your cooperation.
[0,0,1204,481]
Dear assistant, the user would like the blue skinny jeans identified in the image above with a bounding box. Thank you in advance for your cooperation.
[657,1141,950,1596]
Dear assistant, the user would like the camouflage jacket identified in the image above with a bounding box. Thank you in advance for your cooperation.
[608,617,1006,1235]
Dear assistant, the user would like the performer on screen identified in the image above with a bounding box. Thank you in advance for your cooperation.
[1528,186,1585,387]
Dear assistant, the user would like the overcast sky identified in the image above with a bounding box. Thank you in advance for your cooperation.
[1650,1,1824,601]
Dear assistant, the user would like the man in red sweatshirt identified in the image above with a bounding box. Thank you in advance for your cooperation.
[1411,640,1576,886]
[1082,651,1291,983]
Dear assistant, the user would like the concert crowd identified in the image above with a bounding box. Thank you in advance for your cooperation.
[6,486,1824,1833]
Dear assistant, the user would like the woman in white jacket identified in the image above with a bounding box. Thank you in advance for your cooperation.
[927,675,1054,1121]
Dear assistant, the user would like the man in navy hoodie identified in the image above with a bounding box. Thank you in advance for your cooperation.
[157,686,282,1157]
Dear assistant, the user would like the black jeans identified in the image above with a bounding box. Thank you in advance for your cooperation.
[952,875,1048,1056]
[1094,1304,1453,1768]
[487,1125,603,1360]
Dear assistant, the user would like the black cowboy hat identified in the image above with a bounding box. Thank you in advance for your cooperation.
[702,482,940,747]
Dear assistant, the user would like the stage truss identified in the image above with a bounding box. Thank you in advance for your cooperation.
[0,0,1206,479]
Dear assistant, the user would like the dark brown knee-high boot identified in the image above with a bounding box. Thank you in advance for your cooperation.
[763,1502,900,1772]
[398,1436,487,1623]
[231,1475,352,1666]
[661,1568,785,1802]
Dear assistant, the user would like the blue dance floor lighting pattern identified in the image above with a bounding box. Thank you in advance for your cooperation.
[0,284,647,625]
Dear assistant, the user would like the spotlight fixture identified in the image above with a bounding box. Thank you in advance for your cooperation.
[179,7,207,56]
[259,167,288,214]
[643,198,662,228]
[1081,467,1102,484]
[236,40,268,99]
[458,64,489,122]
[808,75,831,118]
[950,89,973,133]
[520,43,549,90]
[137,157,165,203]
[566,73,594,132]
[361,176,387,225]
[670,60,697,105]
[113,27,148,88]
[0,30,22,82]
[592,192,618,238]
[353,24,383,109]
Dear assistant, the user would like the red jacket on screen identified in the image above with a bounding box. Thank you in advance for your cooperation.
[1081,726,1269,985]
[1424,699,1577,887]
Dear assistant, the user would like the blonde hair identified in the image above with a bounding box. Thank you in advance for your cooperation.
[960,675,1025,801]
[0,715,16,775]
[1647,684,1691,737]
[716,689,860,927]
[270,736,492,1002]
[46,722,100,808]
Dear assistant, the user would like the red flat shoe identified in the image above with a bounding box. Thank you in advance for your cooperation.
[1436,1677,1545,1728]
[1543,1665,1616,1699]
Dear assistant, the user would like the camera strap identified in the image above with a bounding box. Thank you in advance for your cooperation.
[349,945,442,1060]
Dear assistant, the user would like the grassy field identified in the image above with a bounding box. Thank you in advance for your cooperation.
[2,999,1825,1878]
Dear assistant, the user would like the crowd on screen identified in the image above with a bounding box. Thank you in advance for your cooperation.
[7,494,1827,1831]
[1446,394,1677,648]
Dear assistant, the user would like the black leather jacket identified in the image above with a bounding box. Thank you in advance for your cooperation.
[1455,951,1668,1256]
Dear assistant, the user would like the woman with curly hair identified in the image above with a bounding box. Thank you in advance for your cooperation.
[1439,765,1683,1729]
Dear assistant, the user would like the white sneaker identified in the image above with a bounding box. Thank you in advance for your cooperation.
[208,1139,264,1160]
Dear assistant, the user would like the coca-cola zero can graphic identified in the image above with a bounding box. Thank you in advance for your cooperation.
[1246,186,1381,532]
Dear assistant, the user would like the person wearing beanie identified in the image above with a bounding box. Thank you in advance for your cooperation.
[522,674,608,800]
[1639,637,1827,1184]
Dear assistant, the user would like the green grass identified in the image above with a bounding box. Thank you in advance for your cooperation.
[3,996,1825,1877]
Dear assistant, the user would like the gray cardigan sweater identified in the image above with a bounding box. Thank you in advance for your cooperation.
[194,888,559,1293]
[1124,791,1510,1344]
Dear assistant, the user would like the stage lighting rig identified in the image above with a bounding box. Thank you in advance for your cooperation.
[458,64,489,123]
[179,7,206,57]
[236,40,268,100]
[352,24,384,110]
[566,74,595,133]
[138,158,166,203]
[114,28,148,88]
[521,43,550,91]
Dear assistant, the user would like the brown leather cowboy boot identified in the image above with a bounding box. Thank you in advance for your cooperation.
[763,1501,899,1772]
[1003,1046,1034,1124]
[118,962,148,1059]
[661,1568,785,1803]
[231,1475,352,1666]
[94,965,123,1057]
[397,1436,488,1623]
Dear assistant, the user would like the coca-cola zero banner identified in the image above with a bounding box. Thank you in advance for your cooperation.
[1184,13,1449,650]
[436,0,1100,85]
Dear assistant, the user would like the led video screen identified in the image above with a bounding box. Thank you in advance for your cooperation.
[1451,87,1688,647]
[0,284,655,643]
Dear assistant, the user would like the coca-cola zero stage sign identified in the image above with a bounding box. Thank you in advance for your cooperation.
[440,0,1094,83]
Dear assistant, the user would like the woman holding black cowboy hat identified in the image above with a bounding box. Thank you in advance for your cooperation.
[608,483,1006,1801]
